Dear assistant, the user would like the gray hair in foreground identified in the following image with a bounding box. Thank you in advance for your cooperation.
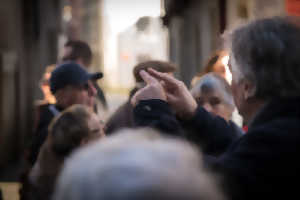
[53,128,226,200]
[228,16,300,99]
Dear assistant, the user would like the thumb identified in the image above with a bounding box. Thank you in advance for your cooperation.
[140,70,158,85]
[131,89,142,106]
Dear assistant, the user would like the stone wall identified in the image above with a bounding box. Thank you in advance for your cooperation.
[0,0,62,180]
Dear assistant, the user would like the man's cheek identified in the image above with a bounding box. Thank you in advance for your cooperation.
[88,97,95,107]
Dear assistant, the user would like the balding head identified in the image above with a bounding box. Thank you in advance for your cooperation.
[54,129,225,200]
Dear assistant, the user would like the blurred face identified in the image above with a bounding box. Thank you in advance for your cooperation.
[62,80,97,108]
[192,89,234,121]
[87,113,105,141]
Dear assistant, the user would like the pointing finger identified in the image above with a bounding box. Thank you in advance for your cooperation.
[140,70,158,85]
[148,68,179,87]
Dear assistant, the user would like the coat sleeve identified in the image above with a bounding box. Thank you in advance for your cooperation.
[133,100,241,155]
[181,107,242,155]
[133,99,184,137]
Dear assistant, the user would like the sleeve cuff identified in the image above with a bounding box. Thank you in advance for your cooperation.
[135,99,173,116]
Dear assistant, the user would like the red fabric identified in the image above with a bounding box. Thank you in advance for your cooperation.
[243,125,248,133]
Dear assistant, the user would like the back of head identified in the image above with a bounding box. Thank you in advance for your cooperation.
[49,105,92,158]
[63,40,92,67]
[203,51,225,74]
[53,129,225,200]
[229,16,300,99]
[191,51,228,87]
[133,60,177,83]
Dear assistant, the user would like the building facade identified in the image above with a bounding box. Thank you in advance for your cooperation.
[0,0,104,181]
[163,0,287,85]
[0,0,62,180]
[117,16,168,89]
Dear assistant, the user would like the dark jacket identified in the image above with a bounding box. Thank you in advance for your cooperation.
[180,108,243,156]
[28,141,63,200]
[133,97,300,200]
[134,100,241,154]
[29,104,63,165]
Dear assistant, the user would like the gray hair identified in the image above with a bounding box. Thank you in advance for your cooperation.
[190,73,235,108]
[53,128,226,200]
[229,16,300,99]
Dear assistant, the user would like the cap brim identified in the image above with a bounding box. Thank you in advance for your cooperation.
[89,72,103,80]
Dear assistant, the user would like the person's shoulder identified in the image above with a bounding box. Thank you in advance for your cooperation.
[228,117,300,157]
[250,114,300,134]
[39,104,54,117]
[36,104,57,128]
[106,101,134,134]
[248,117,300,147]
[228,121,244,136]
[109,100,133,120]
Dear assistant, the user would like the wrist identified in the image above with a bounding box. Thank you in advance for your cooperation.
[177,103,197,120]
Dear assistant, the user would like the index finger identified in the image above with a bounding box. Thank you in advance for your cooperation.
[148,68,179,86]
[140,70,159,85]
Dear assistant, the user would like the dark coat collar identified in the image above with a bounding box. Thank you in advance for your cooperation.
[249,97,300,129]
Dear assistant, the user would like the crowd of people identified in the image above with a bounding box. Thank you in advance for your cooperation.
[18,16,300,200]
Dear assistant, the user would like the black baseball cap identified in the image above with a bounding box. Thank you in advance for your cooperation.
[50,62,103,94]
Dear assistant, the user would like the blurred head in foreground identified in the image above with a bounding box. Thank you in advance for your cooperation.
[53,129,225,200]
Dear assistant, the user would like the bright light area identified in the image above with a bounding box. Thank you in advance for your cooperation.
[103,0,161,35]
[221,55,232,84]
[102,0,161,89]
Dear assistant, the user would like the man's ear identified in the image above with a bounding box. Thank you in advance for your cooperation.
[243,80,256,100]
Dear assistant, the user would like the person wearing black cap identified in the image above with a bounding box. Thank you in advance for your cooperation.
[62,40,108,111]
[28,62,102,165]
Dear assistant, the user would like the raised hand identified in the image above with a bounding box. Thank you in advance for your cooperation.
[131,70,166,106]
[147,68,197,119]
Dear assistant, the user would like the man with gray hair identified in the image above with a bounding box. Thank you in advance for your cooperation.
[53,129,225,200]
[131,16,300,200]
